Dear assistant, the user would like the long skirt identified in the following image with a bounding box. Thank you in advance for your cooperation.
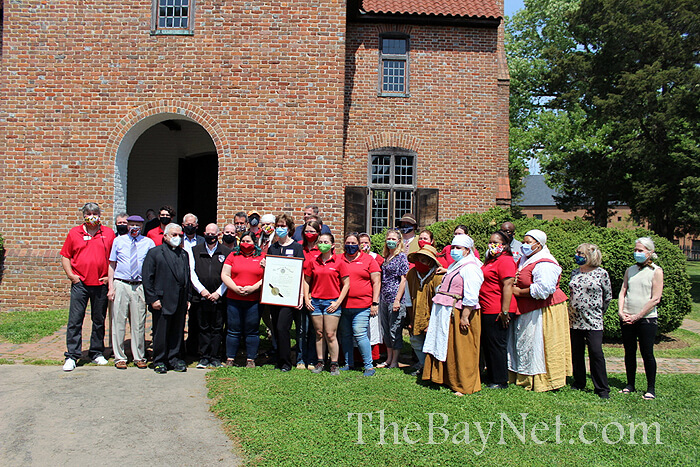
[508,301,571,392]
[423,308,481,394]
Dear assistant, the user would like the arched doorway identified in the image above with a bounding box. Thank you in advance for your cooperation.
[114,114,218,230]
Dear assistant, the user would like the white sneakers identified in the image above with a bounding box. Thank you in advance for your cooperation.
[92,355,109,365]
[62,358,76,372]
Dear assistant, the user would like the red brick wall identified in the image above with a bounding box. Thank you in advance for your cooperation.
[0,1,346,310]
[343,21,508,220]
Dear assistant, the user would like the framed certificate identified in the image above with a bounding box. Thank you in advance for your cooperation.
[260,255,304,307]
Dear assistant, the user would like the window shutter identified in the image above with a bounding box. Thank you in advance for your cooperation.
[344,186,369,234]
[415,188,439,229]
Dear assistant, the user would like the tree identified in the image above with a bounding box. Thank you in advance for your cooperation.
[546,0,700,238]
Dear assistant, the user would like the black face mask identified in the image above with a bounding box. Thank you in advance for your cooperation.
[222,234,236,244]
[249,217,260,227]
[116,224,129,236]
[160,216,171,226]
[183,225,197,236]
[204,234,218,245]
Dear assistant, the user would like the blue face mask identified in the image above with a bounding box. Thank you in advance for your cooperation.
[275,227,288,238]
[634,251,648,263]
[573,254,587,266]
[386,240,398,250]
[521,243,533,257]
[399,226,414,234]
[450,249,464,262]
[344,244,360,255]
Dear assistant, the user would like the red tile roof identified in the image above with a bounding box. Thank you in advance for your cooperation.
[360,0,501,19]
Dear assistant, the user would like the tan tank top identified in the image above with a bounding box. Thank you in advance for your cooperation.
[623,264,660,319]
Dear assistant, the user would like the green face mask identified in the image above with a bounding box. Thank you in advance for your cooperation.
[386,240,398,249]
[318,243,333,253]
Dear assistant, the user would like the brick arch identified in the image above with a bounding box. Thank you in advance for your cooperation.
[363,133,422,153]
[107,101,230,215]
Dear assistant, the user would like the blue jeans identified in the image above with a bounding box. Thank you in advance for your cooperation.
[226,299,260,360]
[340,307,373,370]
[311,297,341,317]
[296,308,317,366]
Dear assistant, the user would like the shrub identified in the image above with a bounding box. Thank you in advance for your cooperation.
[371,208,691,338]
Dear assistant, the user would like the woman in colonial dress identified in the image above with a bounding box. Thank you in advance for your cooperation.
[423,235,484,395]
[508,229,571,392]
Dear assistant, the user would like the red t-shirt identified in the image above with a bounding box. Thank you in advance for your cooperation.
[304,254,349,299]
[146,225,165,246]
[479,253,518,314]
[303,245,321,266]
[60,225,116,286]
[341,252,381,308]
[224,253,264,301]
[369,252,384,267]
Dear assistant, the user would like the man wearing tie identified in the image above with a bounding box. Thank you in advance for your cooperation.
[107,215,156,369]
[142,223,192,374]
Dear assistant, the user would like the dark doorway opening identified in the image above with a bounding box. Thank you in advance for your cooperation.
[178,152,218,233]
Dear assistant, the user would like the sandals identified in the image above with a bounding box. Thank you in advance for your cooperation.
[642,392,656,400]
[376,362,389,368]
[115,360,127,370]
[618,386,635,394]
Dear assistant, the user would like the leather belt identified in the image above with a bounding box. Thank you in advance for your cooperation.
[115,278,142,285]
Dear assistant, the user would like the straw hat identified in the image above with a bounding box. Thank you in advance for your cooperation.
[407,244,439,266]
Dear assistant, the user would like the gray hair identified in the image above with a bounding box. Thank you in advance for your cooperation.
[82,202,101,216]
[115,212,129,222]
[636,237,658,260]
[164,223,182,236]
[182,213,198,224]
[305,204,320,215]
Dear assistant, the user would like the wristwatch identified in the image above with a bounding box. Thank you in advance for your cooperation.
[372,302,379,306]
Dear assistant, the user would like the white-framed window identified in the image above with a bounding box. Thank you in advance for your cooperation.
[379,35,409,96]
[151,0,195,35]
[368,148,416,234]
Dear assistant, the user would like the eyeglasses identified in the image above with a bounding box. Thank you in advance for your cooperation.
[171,233,184,237]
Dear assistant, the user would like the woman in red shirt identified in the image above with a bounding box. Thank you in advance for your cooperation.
[439,225,480,267]
[479,231,517,389]
[339,232,381,376]
[358,232,384,361]
[304,233,350,375]
[296,219,323,369]
[221,231,264,368]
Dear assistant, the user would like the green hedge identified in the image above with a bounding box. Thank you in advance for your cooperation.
[371,208,691,338]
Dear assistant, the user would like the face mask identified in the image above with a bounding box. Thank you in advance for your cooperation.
[414,261,432,274]
[634,251,648,264]
[159,216,171,226]
[304,232,319,243]
[129,226,140,237]
[318,243,333,254]
[450,249,464,262]
[386,239,398,250]
[399,226,414,234]
[344,244,360,255]
[222,233,236,244]
[521,243,533,256]
[116,224,129,236]
[168,235,182,247]
[239,243,255,255]
[574,254,587,265]
[249,217,260,227]
[261,224,274,235]
[183,225,197,236]
[204,234,218,245]
[360,243,370,252]
[235,225,246,234]
[488,243,505,257]
[84,215,101,227]
[275,227,288,238]
[418,240,431,249]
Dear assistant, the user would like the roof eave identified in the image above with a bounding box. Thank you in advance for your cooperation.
[351,10,502,28]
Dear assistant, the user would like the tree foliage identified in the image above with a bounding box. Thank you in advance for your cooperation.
[546,0,700,238]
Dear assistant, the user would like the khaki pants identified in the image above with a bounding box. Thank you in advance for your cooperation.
[112,280,147,362]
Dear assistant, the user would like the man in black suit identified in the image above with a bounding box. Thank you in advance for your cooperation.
[142,223,191,374]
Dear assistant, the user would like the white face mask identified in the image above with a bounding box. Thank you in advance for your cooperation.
[168,235,182,247]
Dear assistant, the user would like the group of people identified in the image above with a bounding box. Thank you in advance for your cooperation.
[60,203,663,399]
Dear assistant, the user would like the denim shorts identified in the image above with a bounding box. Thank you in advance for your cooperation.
[311,297,341,317]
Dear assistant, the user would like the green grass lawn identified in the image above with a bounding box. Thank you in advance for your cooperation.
[0,309,68,344]
[687,260,700,322]
[209,367,699,466]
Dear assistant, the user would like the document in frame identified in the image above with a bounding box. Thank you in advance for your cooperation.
[260,255,304,307]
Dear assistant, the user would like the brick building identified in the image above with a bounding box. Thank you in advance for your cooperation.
[0,0,510,310]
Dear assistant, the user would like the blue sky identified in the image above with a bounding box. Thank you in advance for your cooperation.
[505,0,526,17]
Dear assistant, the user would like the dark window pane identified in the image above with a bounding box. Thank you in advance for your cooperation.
[371,190,390,235]
[382,38,407,55]
[382,60,405,93]
[394,190,413,222]
[371,155,391,185]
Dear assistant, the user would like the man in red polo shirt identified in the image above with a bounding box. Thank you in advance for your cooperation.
[60,202,116,371]
[146,205,175,246]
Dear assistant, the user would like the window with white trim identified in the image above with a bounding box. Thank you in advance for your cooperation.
[379,35,409,96]
[369,149,416,234]
[151,0,195,35]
